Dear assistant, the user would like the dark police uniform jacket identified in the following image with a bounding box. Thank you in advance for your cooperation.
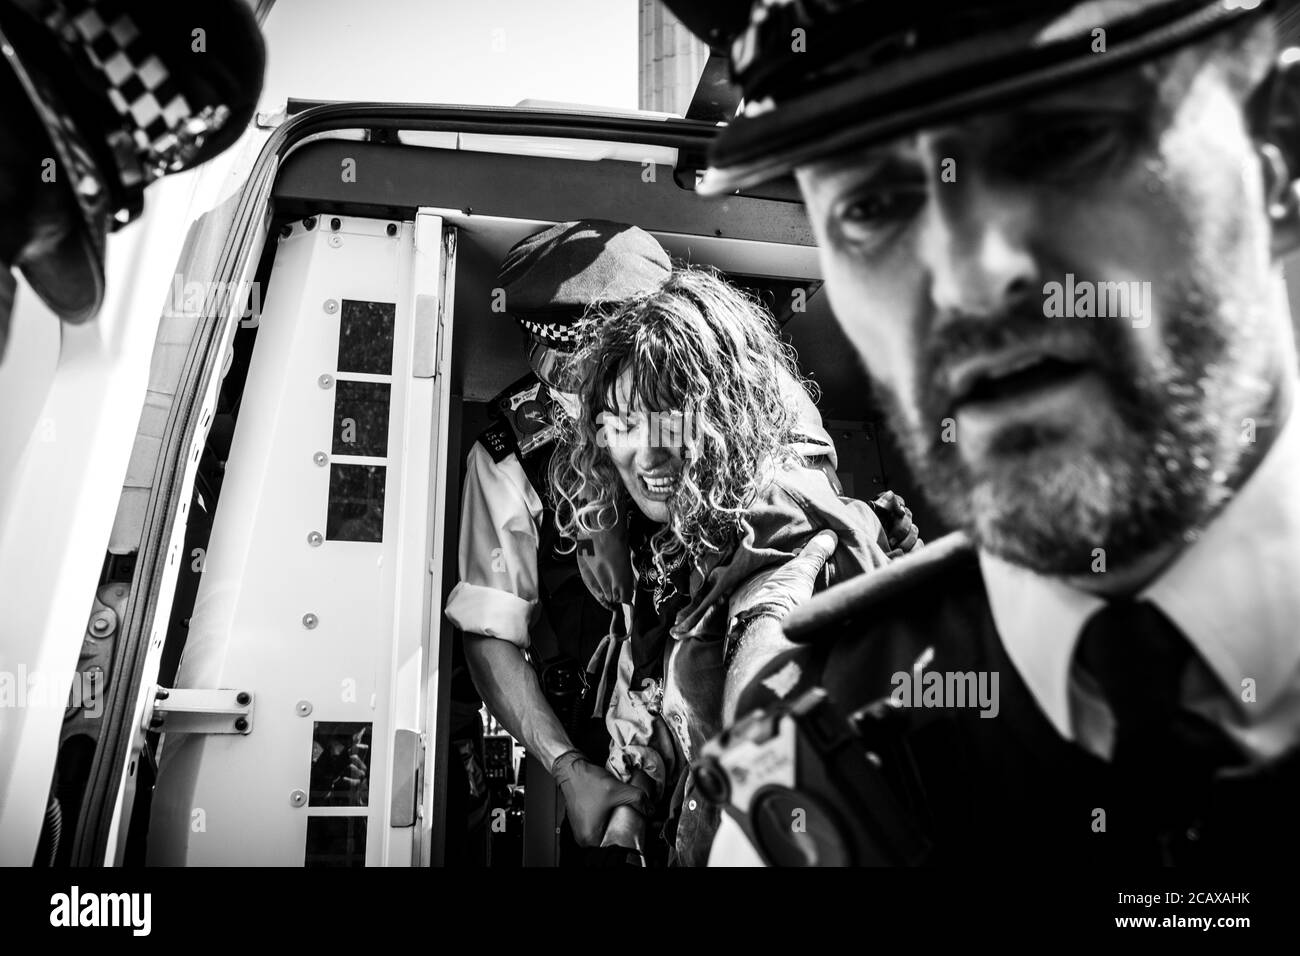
[733,533,1300,866]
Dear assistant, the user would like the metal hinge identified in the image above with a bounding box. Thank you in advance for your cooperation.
[145,687,254,735]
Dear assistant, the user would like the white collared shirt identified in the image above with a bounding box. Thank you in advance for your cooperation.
[443,441,544,648]
[711,398,1300,867]
[712,403,1300,868]
[985,402,1300,762]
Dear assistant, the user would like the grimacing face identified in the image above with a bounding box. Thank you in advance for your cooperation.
[600,364,688,524]
[796,52,1292,575]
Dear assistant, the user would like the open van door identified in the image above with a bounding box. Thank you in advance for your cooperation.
[147,209,458,866]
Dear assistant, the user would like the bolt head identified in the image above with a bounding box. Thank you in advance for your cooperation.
[307,531,324,547]
[323,299,338,314]
[236,691,251,706]
[234,717,249,732]
[313,452,328,467]
[302,613,319,629]
[296,700,314,717]
[289,789,307,808]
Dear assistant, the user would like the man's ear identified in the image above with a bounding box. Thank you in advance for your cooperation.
[1248,50,1300,257]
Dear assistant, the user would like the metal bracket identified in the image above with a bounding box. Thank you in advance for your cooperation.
[146,688,254,735]
[254,102,289,129]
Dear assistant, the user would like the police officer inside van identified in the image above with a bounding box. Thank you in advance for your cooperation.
[0,0,264,359]
[445,222,666,857]
[447,219,923,863]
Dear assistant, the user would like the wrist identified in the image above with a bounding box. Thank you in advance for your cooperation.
[550,748,584,778]
[603,807,645,850]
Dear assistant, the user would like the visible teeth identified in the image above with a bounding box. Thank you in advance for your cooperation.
[642,475,675,493]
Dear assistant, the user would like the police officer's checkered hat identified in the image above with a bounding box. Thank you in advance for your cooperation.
[497,220,672,349]
[660,0,1283,196]
[0,0,264,322]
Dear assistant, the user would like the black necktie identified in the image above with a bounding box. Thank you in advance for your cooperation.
[1074,600,1244,859]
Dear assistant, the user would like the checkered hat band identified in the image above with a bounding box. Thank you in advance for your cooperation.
[518,318,582,345]
[46,0,193,167]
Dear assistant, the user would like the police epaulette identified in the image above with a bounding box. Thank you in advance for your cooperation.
[784,532,976,643]
[478,419,517,464]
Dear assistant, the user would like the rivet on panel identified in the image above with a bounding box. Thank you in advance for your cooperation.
[289,790,307,808]
[302,613,319,630]
[296,700,313,717]
[307,531,324,547]
[323,299,338,314]
[318,374,334,389]
[328,235,343,248]
[313,452,328,467]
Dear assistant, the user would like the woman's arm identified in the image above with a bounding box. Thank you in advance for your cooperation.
[721,529,839,724]
[723,616,800,725]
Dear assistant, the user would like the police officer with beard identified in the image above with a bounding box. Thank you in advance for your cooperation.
[0,0,264,358]
[663,0,1300,866]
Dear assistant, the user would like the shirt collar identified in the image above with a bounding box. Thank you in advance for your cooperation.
[983,398,1300,741]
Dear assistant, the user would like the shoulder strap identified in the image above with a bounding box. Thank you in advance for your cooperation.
[477,418,517,465]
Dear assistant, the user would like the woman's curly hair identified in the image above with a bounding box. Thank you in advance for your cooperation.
[550,266,814,597]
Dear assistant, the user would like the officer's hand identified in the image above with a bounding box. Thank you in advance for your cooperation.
[731,529,839,626]
[871,491,922,558]
[551,751,652,847]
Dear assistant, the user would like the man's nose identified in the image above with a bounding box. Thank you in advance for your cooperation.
[920,171,1042,322]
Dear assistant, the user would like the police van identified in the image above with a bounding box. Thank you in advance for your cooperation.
[0,0,946,867]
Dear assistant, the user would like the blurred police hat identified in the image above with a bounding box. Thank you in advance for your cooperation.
[497,219,671,349]
[0,0,265,322]
[659,0,1278,196]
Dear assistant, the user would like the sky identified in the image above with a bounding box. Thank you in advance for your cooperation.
[260,0,641,111]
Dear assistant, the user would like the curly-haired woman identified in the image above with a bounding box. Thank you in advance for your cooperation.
[551,266,903,864]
